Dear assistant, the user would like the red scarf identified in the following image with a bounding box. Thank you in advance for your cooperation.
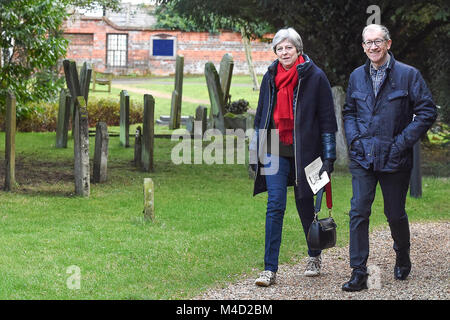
[274,55,305,145]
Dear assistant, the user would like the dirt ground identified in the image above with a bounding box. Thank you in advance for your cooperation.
[0,155,74,194]
[0,156,71,184]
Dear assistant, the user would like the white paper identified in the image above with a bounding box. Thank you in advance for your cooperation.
[304,157,330,194]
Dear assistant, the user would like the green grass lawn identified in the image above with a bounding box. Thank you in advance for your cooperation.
[0,130,448,299]
[130,76,261,109]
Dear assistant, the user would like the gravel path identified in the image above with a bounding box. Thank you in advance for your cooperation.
[195,221,449,300]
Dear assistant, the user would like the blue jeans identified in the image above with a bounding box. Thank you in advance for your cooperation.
[348,162,411,273]
[263,154,320,272]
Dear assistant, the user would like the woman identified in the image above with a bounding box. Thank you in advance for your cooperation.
[251,27,337,286]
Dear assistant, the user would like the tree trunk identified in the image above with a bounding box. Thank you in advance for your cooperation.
[331,86,349,167]
[241,28,260,91]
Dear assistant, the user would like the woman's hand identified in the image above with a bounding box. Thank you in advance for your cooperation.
[319,159,335,177]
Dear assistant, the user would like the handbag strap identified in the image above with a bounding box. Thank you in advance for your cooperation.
[314,181,333,217]
[325,181,332,209]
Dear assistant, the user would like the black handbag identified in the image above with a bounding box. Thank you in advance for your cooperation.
[307,182,337,251]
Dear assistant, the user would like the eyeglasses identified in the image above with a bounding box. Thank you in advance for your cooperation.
[362,39,386,48]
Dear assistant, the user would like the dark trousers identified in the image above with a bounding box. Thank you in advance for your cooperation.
[264,154,320,273]
[349,162,411,273]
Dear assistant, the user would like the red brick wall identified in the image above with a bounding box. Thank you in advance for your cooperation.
[63,17,276,76]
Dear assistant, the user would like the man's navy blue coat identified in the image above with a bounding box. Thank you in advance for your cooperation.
[252,55,337,198]
[342,52,437,172]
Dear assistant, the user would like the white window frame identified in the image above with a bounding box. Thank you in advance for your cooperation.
[107,33,128,67]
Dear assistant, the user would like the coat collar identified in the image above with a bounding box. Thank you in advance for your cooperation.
[363,51,398,112]
[365,51,398,91]
[364,51,395,75]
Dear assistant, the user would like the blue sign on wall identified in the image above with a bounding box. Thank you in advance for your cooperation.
[153,39,174,56]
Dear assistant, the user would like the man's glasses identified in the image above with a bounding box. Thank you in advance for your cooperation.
[362,39,386,48]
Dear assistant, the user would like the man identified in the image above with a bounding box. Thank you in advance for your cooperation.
[341,24,437,292]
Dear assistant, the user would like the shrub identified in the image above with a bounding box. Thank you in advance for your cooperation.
[0,96,144,132]
[225,99,249,115]
[87,97,143,127]
[16,101,59,132]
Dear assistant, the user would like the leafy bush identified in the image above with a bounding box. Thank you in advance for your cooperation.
[86,97,143,128]
[225,99,249,115]
[0,96,143,132]
[15,101,59,132]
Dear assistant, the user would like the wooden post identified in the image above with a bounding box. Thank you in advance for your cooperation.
[143,178,154,221]
[218,53,234,106]
[204,62,225,133]
[79,62,92,104]
[63,60,81,98]
[169,90,179,130]
[93,122,109,183]
[141,94,155,172]
[73,96,90,196]
[195,105,208,138]
[120,90,130,147]
[63,59,91,197]
[55,88,71,148]
[134,126,142,167]
[4,91,16,191]
[170,55,184,130]
[410,141,422,198]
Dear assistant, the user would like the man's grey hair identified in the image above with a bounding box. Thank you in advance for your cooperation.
[272,27,303,54]
[362,24,391,41]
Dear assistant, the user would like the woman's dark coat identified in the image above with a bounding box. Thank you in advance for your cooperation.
[252,55,337,199]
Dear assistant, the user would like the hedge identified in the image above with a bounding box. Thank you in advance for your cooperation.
[0,97,143,132]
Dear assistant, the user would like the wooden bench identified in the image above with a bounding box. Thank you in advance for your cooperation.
[92,70,113,92]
